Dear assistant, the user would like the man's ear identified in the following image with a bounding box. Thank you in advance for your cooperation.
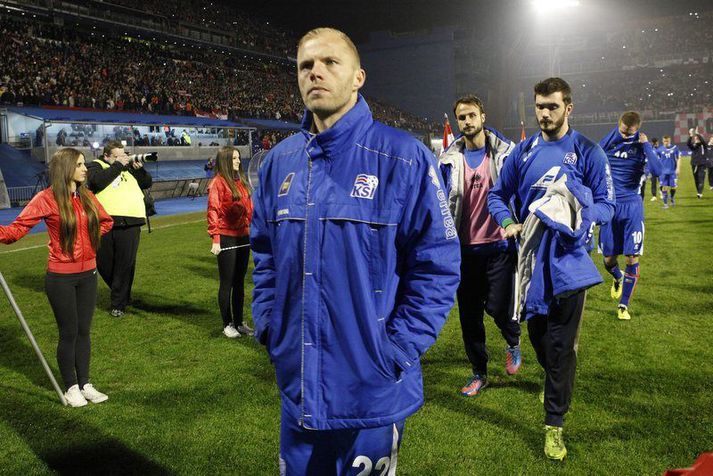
[565,103,574,118]
[353,68,366,91]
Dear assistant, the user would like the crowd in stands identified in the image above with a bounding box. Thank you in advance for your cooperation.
[0,14,437,134]
[72,0,297,57]
[543,63,713,114]
[0,15,303,121]
[521,10,713,77]
[513,8,713,124]
[606,10,713,61]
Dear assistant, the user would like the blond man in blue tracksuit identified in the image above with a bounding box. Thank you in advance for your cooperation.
[250,28,460,475]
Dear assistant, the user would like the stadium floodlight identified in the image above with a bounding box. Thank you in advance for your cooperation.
[530,0,581,10]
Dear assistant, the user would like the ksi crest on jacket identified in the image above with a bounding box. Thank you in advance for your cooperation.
[350,174,379,199]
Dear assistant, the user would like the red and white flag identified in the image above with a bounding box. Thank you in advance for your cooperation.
[443,114,454,150]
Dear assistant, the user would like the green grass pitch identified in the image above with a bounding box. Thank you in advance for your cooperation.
[0,158,711,475]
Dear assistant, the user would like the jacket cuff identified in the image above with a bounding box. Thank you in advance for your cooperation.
[501,217,515,229]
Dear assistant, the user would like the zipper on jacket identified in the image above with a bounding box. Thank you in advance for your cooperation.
[300,136,316,428]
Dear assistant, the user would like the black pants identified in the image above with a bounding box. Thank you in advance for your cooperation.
[45,269,97,391]
[456,249,519,376]
[97,225,141,310]
[640,176,658,200]
[527,290,586,427]
[692,164,707,195]
[217,235,250,327]
[708,165,713,188]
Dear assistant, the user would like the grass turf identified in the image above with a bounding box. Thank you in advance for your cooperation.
[0,158,711,475]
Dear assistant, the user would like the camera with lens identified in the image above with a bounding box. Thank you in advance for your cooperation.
[128,152,158,163]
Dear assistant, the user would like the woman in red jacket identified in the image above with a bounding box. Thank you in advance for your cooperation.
[207,146,254,338]
[0,148,113,407]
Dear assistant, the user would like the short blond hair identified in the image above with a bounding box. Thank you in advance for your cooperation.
[297,27,361,68]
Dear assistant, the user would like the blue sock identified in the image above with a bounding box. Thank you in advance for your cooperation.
[662,191,668,204]
[620,263,640,307]
[605,262,623,281]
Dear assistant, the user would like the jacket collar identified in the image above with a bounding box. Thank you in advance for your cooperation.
[300,94,374,156]
[440,127,511,165]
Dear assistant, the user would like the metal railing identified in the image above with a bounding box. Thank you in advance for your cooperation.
[6,186,38,206]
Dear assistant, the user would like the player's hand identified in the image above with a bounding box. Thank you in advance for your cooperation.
[504,223,523,239]
[210,243,221,255]
[639,132,648,143]
[132,160,144,169]
[689,128,695,136]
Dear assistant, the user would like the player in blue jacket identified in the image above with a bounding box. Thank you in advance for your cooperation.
[250,28,460,475]
[598,111,662,321]
[488,77,615,461]
[659,135,681,207]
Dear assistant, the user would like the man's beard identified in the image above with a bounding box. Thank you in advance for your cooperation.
[463,124,483,140]
[538,114,566,136]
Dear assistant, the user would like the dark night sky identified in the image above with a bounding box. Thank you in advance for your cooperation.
[243,0,713,46]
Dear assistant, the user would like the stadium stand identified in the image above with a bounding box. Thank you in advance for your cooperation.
[0,11,437,133]
[509,8,713,129]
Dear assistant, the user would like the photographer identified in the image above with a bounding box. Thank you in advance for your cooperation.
[86,141,152,317]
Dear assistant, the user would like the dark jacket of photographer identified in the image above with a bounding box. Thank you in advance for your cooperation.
[86,158,153,227]
[687,134,708,167]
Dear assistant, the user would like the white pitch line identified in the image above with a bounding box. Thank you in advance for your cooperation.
[0,244,46,254]
[0,217,206,254]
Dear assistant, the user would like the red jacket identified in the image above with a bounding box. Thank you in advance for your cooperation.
[0,188,113,273]
[207,175,253,244]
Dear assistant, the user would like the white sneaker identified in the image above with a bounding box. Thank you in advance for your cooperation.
[64,384,88,407]
[237,324,254,336]
[223,324,241,338]
[81,383,108,403]
[649,196,657,202]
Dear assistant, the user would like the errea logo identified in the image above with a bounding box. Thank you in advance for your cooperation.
[350,174,379,200]
[531,166,561,190]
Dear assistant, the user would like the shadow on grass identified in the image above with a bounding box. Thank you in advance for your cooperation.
[3,272,44,294]
[183,263,219,281]
[128,293,211,317]
[0,323,58,393]
[422,361,545,455]
[125,292,222,334]
[0,390,171,475]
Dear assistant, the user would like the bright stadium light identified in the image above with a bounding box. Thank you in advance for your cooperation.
[530,0,581,11]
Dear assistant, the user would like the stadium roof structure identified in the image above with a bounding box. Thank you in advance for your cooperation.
[7,107,250,128]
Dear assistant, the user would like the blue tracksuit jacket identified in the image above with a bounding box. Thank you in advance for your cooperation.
[250,96,461,430]
[599,127,662,202]
[488,128,615,228]
[488,128,615,317]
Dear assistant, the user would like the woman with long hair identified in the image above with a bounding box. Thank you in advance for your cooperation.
[207,146,254,338]
[0,148,113,407]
